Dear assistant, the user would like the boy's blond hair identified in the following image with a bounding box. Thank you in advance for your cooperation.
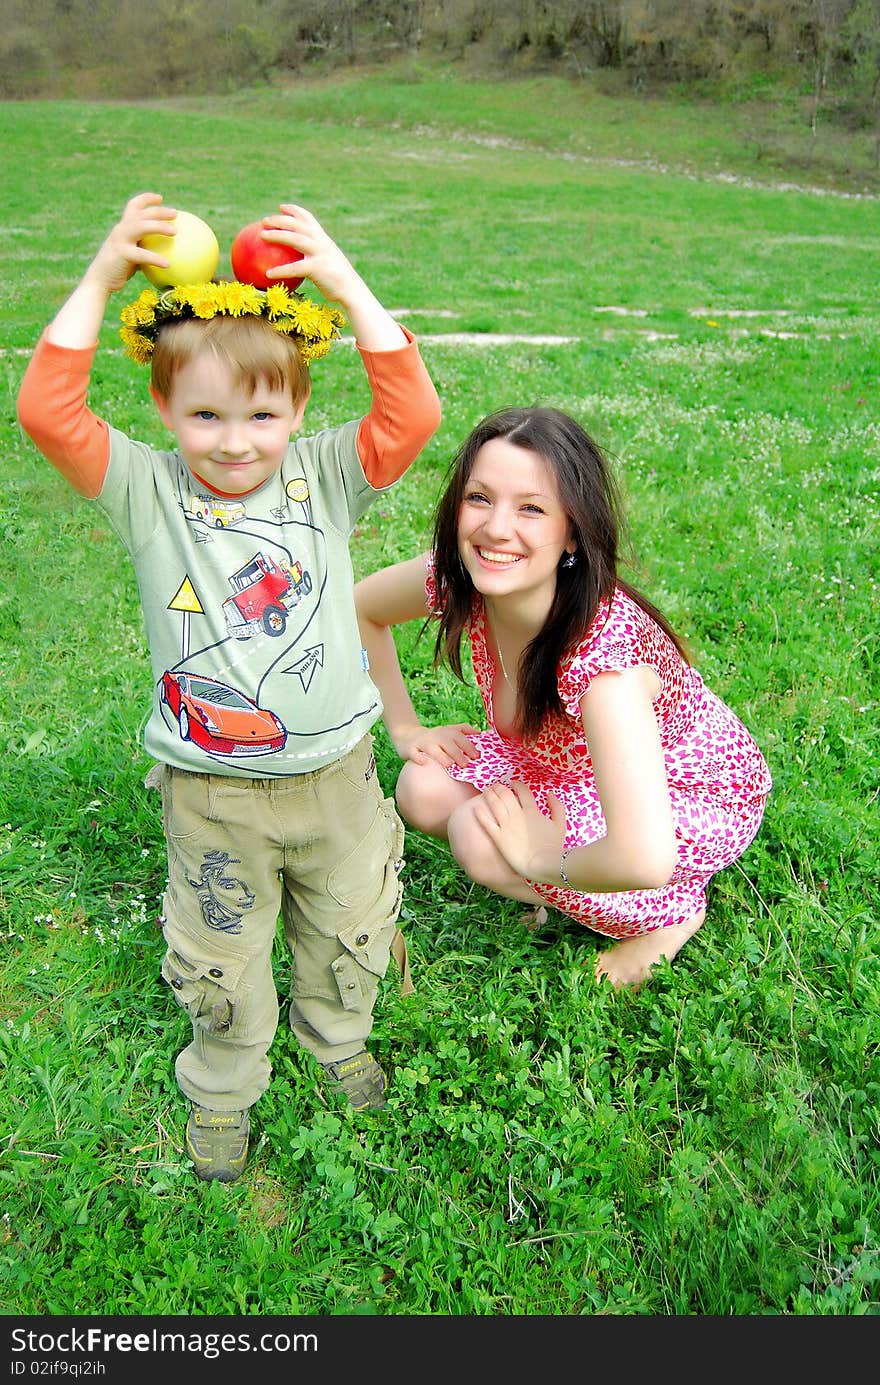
[150,314,311,404]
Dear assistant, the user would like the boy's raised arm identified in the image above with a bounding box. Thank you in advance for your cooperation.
[48,192,177,349]
[261,204,441,485]
[17,193,178,495]
[261,203,406,352]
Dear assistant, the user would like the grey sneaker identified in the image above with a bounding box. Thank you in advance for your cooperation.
[321,1051,388,1111]
[186,1105,250,1183]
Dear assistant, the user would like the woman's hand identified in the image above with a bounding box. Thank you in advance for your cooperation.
[393,722,480,769]
[473,780,567,883]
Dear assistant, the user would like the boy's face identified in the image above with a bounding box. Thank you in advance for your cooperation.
[152,353,307,496]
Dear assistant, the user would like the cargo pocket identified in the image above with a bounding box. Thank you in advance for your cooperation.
[161,944,249,1035]
[328,951,379,1012]
[326,798,405,1010]
[326,797,404,909]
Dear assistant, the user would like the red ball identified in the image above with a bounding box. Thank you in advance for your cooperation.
[230,221,304,291]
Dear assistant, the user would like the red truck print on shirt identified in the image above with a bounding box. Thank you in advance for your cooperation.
[222,551,313,640]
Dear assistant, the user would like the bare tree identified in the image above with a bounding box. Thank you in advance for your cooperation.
[782,0,850,132]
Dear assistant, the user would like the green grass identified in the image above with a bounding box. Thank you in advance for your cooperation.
[1,67,878,1317]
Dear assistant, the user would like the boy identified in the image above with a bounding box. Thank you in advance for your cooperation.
[17,192,441,1183]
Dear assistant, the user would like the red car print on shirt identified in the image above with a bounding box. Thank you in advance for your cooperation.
[160,671,287,756]
[222,551,313,640]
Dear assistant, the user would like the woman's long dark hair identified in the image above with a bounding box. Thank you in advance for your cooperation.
[431,407,688,740]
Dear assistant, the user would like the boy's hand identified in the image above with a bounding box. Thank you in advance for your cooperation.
[46,192,178,350]
[85,192,177,297]
[393,722,480,770]
[261,204,358,305]
[260,203,406,351]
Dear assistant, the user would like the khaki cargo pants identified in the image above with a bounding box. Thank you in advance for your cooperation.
[149,736,407,1112]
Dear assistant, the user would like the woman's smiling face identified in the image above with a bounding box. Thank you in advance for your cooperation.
[456,436,575,605]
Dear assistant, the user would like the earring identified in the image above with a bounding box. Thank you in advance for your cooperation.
[562,552,577,569]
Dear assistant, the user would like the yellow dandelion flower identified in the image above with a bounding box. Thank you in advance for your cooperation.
[120,289,159,328]
[120,326,154,364]
[316,307,340,342]
[305,337,332,361]
[172,283,222,319]
[265,284,293,319]
[288,297,327,336]
[220,282,264,317]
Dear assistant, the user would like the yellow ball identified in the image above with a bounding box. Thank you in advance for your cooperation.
[140,209,219,288]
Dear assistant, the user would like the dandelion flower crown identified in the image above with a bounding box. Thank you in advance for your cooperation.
[119,280,346,366]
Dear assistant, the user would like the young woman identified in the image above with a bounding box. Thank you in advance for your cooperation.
[355,407,771,989]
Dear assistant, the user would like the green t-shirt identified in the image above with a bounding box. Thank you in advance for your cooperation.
[98,418,383,777]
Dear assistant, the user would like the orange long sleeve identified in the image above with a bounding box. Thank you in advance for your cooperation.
[355,329,441,488]
[16,333,110,498]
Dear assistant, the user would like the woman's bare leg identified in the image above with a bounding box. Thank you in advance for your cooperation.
[397,769,546,920]
[594,910,706,991]
[395,759,478,840]
[446,796,545,906]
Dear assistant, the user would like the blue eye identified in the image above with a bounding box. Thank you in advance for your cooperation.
[195,410,216,421]
[252,411,272,422]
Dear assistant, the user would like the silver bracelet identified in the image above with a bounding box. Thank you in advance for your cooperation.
[559,848,573,888]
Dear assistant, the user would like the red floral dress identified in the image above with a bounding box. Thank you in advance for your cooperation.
[427,564,771,938]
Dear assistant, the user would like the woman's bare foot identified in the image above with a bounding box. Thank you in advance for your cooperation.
[594,911,706,991]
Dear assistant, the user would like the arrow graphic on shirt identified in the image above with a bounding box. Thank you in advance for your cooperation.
[168,575,205,662]
[281,645,324,692]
